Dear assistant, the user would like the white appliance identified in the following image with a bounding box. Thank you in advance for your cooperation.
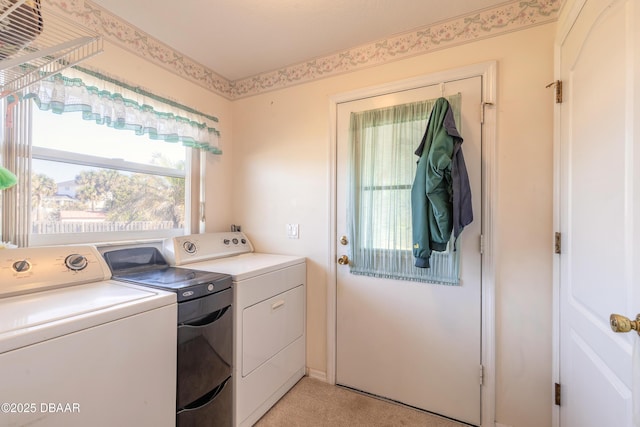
[164,232,306,427]
[0,245,177,427]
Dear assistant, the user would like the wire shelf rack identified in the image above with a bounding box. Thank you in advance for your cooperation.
[0,0,103,97]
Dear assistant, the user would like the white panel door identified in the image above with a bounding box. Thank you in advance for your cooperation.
[336,76,482,425]
[557,0,640,426]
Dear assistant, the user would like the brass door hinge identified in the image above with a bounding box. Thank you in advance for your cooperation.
[546,80,563,103]
[554,232,561,254]
[555,382,561,406]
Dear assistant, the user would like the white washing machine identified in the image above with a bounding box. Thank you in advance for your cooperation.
[0,245,177,427]
[164,232,306,427]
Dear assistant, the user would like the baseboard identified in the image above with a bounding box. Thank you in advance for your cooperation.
[306,368,327,382]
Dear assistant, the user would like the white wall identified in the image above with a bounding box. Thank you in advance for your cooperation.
[231,23,555,427]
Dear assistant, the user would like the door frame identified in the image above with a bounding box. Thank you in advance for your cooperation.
[551,4,575,427]
[326,61,497,427]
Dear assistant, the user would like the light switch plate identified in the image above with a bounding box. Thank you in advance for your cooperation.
[286,224,299,239]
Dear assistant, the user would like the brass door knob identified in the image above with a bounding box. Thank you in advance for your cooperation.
[340,236,349,245]
[610,313,640,335]
[337,255,349,265]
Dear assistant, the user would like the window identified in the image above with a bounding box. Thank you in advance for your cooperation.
[0,67,221,247]
[0,66,222,246]
[29,105,190,245]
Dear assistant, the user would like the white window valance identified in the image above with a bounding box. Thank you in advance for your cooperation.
[19,66,222,154]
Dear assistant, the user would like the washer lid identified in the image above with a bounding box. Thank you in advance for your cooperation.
[0,280,175,354]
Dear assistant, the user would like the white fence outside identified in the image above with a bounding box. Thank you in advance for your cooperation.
[32,221,181,234]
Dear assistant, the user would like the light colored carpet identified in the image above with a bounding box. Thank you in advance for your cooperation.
[254,377,472,427]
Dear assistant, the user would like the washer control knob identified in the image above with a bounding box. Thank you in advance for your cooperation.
[183,241,197,254]
[223,239,230,245]
[232,238,239,245]
[65,254,88,271]
[12,259,31,273]
[241,238,247,245]
[207,284,214,292]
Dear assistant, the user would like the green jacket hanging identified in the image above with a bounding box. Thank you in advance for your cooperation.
[411,97,472,268]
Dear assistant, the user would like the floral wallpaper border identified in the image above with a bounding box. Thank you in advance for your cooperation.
[47,0,561,100]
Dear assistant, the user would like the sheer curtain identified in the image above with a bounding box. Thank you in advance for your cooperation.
[347,94,462,285]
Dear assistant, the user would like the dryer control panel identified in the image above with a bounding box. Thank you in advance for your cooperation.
[165,232,254,266]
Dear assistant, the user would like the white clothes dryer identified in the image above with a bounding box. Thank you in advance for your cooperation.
[0,245,177,427]
[164,232,306,427]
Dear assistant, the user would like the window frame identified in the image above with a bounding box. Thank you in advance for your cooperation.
[28,107,194,247]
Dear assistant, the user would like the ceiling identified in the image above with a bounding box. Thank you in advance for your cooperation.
[90,0,510,81]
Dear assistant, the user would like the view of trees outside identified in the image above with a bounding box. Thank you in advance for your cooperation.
[31,159,185,235]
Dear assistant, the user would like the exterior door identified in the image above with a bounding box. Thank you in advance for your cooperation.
[557,0,640,426]
[336,76,482,425]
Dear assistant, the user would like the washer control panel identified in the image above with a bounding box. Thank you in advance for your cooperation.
[0,246,111,298]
